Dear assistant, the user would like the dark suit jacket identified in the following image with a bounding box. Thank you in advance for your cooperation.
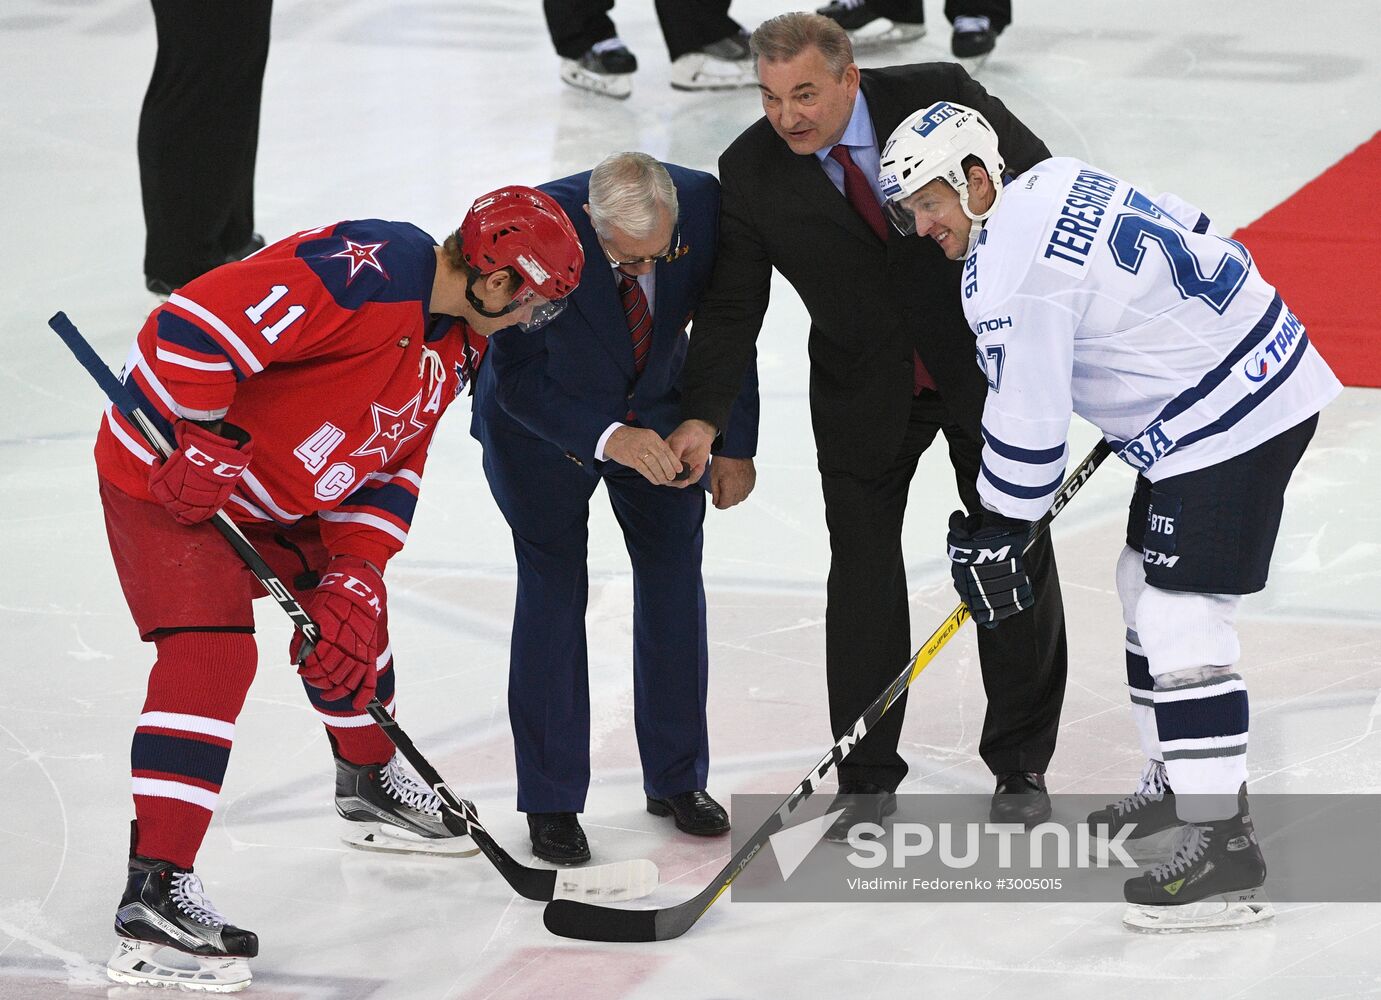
[471,164,760,537]
[680,62,1049,476]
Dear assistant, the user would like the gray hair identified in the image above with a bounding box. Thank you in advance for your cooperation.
[587,152,678,240]
[750,12,854,77]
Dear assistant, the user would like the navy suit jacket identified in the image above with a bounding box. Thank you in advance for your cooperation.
[471,164,760,536]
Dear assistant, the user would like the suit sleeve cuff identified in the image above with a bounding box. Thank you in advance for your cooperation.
[594,422,624,462]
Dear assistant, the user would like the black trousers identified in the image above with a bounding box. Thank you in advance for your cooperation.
[820,391,1068,791]
[543,0,740,61]
[138,0,272,286]
[868,0,1013,31]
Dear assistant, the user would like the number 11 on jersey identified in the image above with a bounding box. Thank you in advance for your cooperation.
[245,285,306,344]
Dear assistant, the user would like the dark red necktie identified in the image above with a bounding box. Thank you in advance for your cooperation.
[617,270,653,375]
[828,144,937,394]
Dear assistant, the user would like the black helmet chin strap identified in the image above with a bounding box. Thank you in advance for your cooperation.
[465,272,527,319]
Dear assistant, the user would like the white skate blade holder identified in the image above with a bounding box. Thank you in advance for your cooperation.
[847,19,927,49]
[550,858,660,903]
[107,938,252,993]
[342,820,482,857]
[560,59,633,99]
[1123,889,1276,933]
[669,53,757,92]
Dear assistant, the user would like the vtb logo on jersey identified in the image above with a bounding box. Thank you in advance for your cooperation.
[351,391,427,465]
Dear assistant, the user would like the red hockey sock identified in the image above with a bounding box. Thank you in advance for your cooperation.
[131,631,257,868]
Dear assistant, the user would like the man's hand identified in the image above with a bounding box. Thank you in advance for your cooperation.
[710,457,756,509]
[666,419,717,488]
[147,420,253,525]
[291,556,386,711]
[604,425,684,484]
[946,510,1034,629]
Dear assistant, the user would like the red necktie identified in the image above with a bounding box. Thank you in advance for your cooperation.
[617,270,653,375]
[827,144,937,395]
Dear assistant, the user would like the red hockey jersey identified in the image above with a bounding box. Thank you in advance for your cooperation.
[96,220,488,568]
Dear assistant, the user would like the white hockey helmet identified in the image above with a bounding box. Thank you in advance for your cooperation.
[878,101,1005,244]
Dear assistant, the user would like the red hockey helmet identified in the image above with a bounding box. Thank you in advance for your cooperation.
[458,186,584,302]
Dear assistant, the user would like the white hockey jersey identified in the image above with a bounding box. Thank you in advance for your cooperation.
[962,157,1341,521]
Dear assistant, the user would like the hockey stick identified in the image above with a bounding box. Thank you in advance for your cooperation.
[544,437,1113,940]
[49,310,658,904]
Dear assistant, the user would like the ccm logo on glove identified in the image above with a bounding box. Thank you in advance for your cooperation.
[181,444,249,478]
[148,420,253,525]
[947,540,1017,563]
[317,570,383,615]
[292,556,387,711]
[945,510,1034,629]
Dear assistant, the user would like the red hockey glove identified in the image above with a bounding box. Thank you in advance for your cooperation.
[292,557,386,711]
[148,420,253,525]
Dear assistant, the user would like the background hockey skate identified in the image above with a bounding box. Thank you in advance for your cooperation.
[2,0,1379,997]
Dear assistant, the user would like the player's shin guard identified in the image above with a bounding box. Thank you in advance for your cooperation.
[131,631,256,869]
[1137,587,1246,822]
[1149,664,1248,822]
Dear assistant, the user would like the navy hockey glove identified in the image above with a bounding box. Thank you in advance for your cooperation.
[946,510,1034,628]
[292,556,385,711]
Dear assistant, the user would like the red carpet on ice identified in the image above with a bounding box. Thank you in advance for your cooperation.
[1233,131,1381,387]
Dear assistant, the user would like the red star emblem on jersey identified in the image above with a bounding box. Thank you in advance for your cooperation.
[350,391,427,465]
[330,238,390,284]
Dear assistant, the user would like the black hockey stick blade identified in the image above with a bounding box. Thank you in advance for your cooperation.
[545,895,662,942]
[365,700,658,902]
[544,439,1113,941]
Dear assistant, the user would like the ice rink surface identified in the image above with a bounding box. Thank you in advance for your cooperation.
[2,0,1379,996]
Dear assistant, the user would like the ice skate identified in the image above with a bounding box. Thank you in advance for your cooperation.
[1122,804,1274,932]
[1086,759,1182,860]
[816,0,926,49]
[560,38,637,100]
[670,32,757,92]
[107,853,258,992]
[335,750,481,857]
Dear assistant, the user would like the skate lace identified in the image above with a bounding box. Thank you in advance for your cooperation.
[1147,823,1208,882]
[169,872,227,928]
[1112,759,1168,816]
[382,755,443,817]
[953,15,992,32]
[835,0,867,9]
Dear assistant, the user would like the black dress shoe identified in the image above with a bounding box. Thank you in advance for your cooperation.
[145,276,175,300]
[989,772,1051,826]
[225,232,266,263]
[646,791,730,836]
[526,812,590,865]
[823,781,898,842]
